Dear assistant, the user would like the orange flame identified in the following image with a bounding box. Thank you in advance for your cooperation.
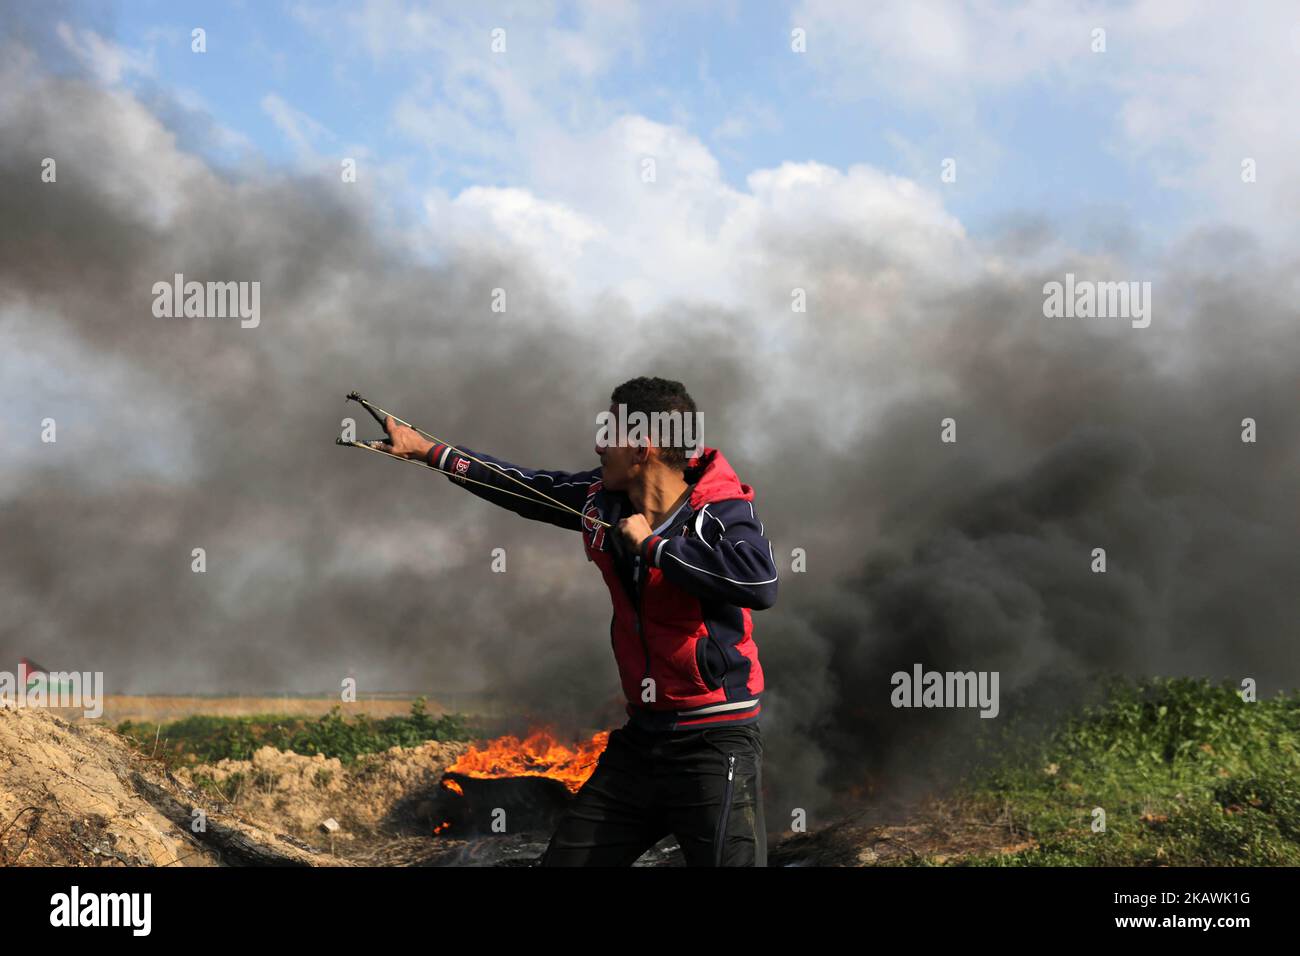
[447,728,610,793]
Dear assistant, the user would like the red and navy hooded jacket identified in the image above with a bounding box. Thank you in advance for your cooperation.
[425,441,777,731]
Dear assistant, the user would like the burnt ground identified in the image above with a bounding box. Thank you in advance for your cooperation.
[344,796,1035,867]
[768,795,1036,866]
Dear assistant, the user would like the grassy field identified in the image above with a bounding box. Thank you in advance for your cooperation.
[95,694,441,724]
[116,697,479,767]
[950,677,1300,866]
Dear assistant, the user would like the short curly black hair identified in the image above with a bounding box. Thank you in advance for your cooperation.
[609,377,700,472]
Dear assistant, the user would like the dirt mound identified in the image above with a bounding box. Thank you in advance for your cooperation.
[176,739,471,852]
[0,704,342,866]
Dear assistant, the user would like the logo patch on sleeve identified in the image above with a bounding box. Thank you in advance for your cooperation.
[583,504,607,552]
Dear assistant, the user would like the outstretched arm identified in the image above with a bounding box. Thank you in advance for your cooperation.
[381,418,595,531]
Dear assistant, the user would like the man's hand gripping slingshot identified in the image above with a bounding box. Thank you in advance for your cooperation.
[335,390,613,531]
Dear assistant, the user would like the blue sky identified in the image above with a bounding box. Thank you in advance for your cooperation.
[30,0,1298,318]
[72,0,1231,252]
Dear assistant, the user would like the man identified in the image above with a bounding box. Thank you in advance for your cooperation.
[378,377,778,866]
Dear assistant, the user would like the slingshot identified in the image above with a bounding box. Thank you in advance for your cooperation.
[336,391,611,529]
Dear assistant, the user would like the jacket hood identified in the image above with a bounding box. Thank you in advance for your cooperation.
[685,447,754,508]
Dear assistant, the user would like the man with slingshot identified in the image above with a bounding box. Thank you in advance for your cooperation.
[340,377,778,866]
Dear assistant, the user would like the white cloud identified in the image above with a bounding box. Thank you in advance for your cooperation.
[429,185,606,279]
[392,71,518,174]
[792,0,1096,107]
[420,112,972,323]
[793,0,1300,238]
[300,0,647,188]
[55,21,155,86]
[711,100,782,142]
[261,93,332,159]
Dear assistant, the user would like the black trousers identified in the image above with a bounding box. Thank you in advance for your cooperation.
[539,720,766,866]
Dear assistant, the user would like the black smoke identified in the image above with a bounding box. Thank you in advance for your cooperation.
[2,21,1297,826]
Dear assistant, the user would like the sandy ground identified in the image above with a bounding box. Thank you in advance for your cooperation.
[175,739,472,850]
[0,701,477,866]
[0,704,342,866]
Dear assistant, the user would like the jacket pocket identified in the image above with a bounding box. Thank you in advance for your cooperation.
[694,623,727,692]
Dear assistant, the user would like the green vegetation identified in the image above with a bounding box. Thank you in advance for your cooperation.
[947,677,1300,866]
[188,769,245,803]
[118,679,1300,866]
[117,698,478,767]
